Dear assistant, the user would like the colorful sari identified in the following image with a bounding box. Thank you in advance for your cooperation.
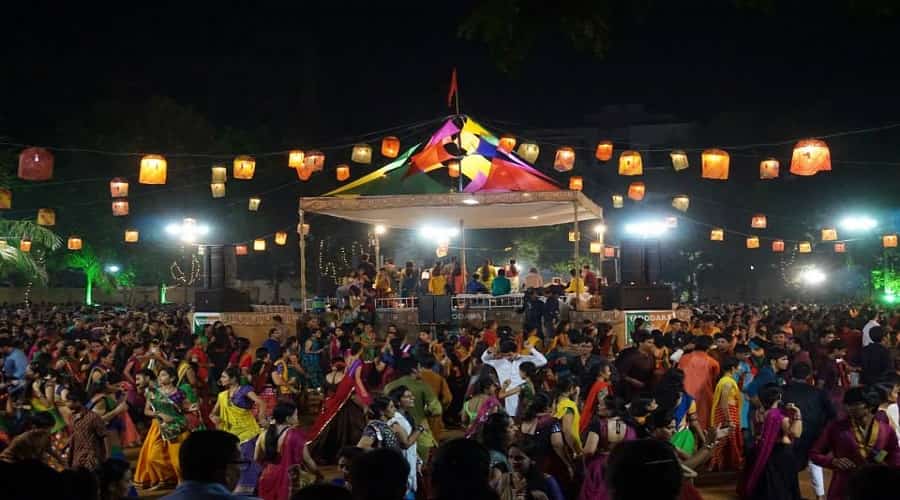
[670,394,697,455]
[257,426,309,500]
[554,397,581,449]
[709,375,743,471]
[308,358,370,463]
[742,408,801,500]
[216,386,263,493]
[302,340,324,389]
[579,380,612,435]
[134,386,189,488]
[464,394,502,438]
[580,417,636,500]
[177,362,206,433]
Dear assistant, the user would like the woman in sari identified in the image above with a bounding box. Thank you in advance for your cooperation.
[579,396,636,500]
[272,350,302,405]
[134,366,190,490]
[655,368,705,455]
[580,359,613,436]
[86,373,133,457]
[256,400,322,500]
[743,384,803,500]
[302,329,325,391]
[211,366,267,494]
[709,357,743,471]
[250,347,277,420]
[498,439,565,500]
[553,375,582,456]
[56,341,86,386]
[176,361,206,432]
[462,376,502,438]
[30,369,69,462]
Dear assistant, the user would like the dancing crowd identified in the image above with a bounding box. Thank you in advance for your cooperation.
[0,298,899,500]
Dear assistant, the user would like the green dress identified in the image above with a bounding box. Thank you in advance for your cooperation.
[148,386,188,441]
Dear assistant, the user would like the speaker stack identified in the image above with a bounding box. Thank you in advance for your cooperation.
[604,238,673,310]
[194,245,252,312]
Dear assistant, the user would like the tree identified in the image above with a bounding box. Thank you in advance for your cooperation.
[65,243,113,305]
[0,219,62,284]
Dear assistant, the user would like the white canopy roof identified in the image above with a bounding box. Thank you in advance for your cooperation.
[299,191,603,229]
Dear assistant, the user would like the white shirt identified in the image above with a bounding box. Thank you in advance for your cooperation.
[862,319,880,347]
[388,413,418,493]
[481,347,547,416]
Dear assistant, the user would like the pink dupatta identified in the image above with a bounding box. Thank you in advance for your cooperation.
[465,395,502,438]
[743,407,788,499]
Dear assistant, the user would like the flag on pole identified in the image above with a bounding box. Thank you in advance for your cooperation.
[447,68,458,109]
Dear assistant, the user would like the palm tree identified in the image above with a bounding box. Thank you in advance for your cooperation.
[65,243,112,305]
[0,219,62,284]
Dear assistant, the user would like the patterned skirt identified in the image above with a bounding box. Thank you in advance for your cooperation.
[709,403,743,472]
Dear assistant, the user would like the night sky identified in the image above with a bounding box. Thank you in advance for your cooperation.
[2,1,900,297]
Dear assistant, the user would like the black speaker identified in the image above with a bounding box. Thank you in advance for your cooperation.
[194,288,252,312]
[198,245,226,289]
[620,239,662,285]
[418,295,435,323]
[604,285,673,310]
[416,295,452,324]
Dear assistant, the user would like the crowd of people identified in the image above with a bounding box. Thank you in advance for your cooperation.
[0,297,899,499]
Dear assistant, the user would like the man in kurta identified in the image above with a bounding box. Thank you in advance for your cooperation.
[678,335,720,430]
[383,357,441,459]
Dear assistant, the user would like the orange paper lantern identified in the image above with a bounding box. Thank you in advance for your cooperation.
[569,176,583,191]
[235,244,248,256]
[751,214,767,229]
[233,155,256,180]
[139,154,167,184]
[701,149,730,180]
[772,240,785,252]
[305,150,325,172]
[595,141,614,162]
[336,164,351,181]
[746,236,760,249]
[618,150,643,176]
[288,150,305,168]
[253,239,266,251]
[211,166,227,183]
[554,147,575,172]
[834,242,846,253]
[670,150,689,171]
[603,246,617,258]
[517,143,539,163]
[351,144,372,164]
[124,229,139,243]
[627,182,645,201]
[19,238,31,252]
[67,236,82,251]
[109,177,129,198]
[381,137,400,158]
[18,147,54,181]
[447,160,461,178]
[791,139,831,176]
[111,200,129,216]
[710,228,725,241]
[883,234,898,248]
[37,208,55,226]
[498,135,517,152]
[760,158,780,179]
[274,231,288,246]
[611,194,624,208]
[296,166,313,181]
[799,241,812,253]
[0,188,11,209]
[299,223,310,236]
[821,228,838,241]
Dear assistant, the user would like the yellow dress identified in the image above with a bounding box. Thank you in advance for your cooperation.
[554,396,582,448]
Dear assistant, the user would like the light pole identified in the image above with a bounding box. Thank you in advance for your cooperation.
[373,224,387,268]
[593,223,606,271]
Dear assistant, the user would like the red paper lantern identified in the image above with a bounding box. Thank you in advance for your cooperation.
[336,164,351,182]
[111,200,129,216]
[381,137,400,158]
[595,141,614,162]
[554,147,575,172]
[701,149,730,180]
[603,246,617,258]
[18,147,54,181]
[296,166,313,181]
[569,176,583,191]
[751,214,767,229]
[109,177,129,198]
[772,240,785,252]
[235,244,248,256]
[834,242,846,253]
[497,135,517,152]
[627,182,645,201]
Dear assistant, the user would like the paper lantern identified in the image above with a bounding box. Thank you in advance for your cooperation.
[296,166,313,181]
[351,144,372,164]
[436,244,449,258]
[554,147,575,172]
[210,182,226,198]
[139,154,167,184]
[611,194,624,208]
[603,246,617,258]
[760,158,780,179]
[670,150,689,171]
[274,231,288,246]
[233,155,256,180]
[18,147,54,181]
[336,164,351,182]
[569,176,583,191]
[287,150,305,169]
[672,195,690,213]
[701,149,730,180]
[305,150,325,172]
[498,135,516,152]
[0,188,11,209]
[883,234,898,248]
[109,178,129,198]
[111,200,129,216]
[517,143,539,163]
[798,242,812,253]
[751,214,767,229]
[746,236,760,249]
[590,241,603,254]
[710,228,724,241]
[248,197,261,211]
[568,231,581,242]
[381,137,400,158]
[235,244,248,256]
[253,239,266,251]
[627,182,645,201]
[67,236,82,251]
[124,229,139,243]
[821,228,838,241]
[37,208,55,226]
[298,223,310,236]
[834,242,846,253]
[447,160,461,178]
[19,238,31,252]
[772,240,785,252]
[618,150,643,176]
[791,139,831,176]
[595,141,614,162]
[211,166,227,183]
[665,216,678,229]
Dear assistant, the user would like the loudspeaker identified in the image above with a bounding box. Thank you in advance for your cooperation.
[603,285,673,310]
[417,295,452,324]
[418,295,435,324]
[620,239,662,285]
[198,245,226,289]
[194,288,252,312]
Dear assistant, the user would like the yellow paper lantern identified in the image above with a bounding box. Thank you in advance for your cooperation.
[772,240,785,252]
[37,208,55,226]
[274,231,288,246]
[296,166,313,181]
[436,244,449,258]
[109,177,129,198]
[235,244,249,256]
[67,236,82,251]
[447,160,461,178]
[299,223,310,236]
[883,234,898,248]
[516,143,539,163]
[821,228,838,241]
[233,155,256,180]
[618,150,643,176]
[603,246,617,258]
[253,239,266,251]
[124,229,139,243]
[760,158,780,179]
[211,166,228,183]
[701,149,730,180]
[627,181,645,201]
[611,194,624,208]
[19,238,31,252]
[351,144,373,164]
[589,241,603,254]
[305,150,325,172]
[834,242,846,253]
[381,137,400,158]
[710,228,724,241]
[569,176,583,191]
[595,141,614,162]
[210,182,226,198]
[0,188,11,209]
[288,150,305,168]
[799,241,812,253]
[554,147,575,172]
[751,214,767,229]
[670,150,689,171]
[248,197,261,211]
[746,236,760,249]
[139,154,167,184]
[111,200,129,216]
[336,164,351,182]
[672,195,690,213]
[791,139,831,176]
[498,135,517,152]
[568,231,581,242]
